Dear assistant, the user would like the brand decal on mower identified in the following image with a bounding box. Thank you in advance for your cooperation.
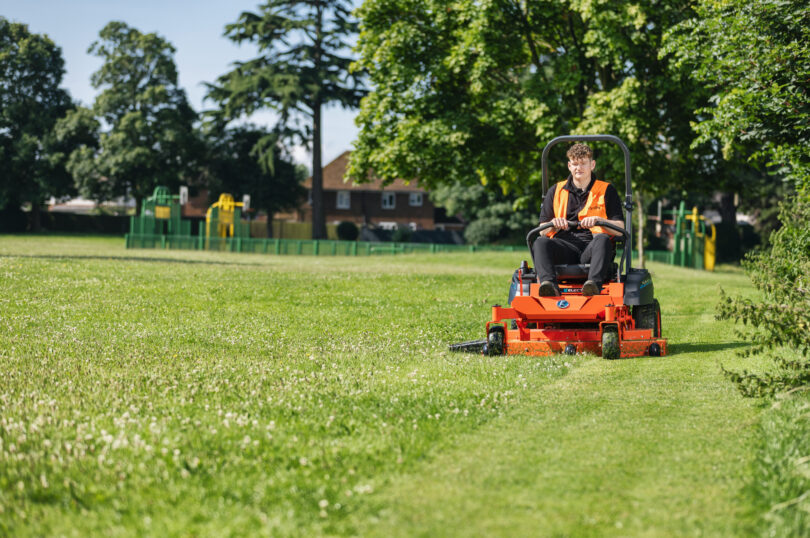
[556,299,570,309]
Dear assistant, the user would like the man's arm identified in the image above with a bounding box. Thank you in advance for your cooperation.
[538,185,562,236]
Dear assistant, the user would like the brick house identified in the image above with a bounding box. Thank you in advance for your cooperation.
[281,151,462,231]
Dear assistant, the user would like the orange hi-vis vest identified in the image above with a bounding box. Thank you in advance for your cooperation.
[548,179,610,238]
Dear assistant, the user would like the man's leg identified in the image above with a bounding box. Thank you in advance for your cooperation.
[532,235,581,294]
[580,234,615,293]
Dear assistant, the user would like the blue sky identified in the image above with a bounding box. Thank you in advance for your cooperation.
[1,0,361,170]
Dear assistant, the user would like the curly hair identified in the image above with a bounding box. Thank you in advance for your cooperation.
[566,143,593,161]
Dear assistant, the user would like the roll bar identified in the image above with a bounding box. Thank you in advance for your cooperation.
[539,135,634,274]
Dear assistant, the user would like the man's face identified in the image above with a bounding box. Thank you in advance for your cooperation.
[567,158,596,183]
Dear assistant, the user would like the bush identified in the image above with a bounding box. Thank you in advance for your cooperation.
[717,196,810,397]
[336,221,359,241]
[391,225,412,243]
[463,217,503,245]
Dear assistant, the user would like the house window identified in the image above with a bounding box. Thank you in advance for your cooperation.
[336,190,350,210]
[378,221,398,230]
[381,192,396,210]
[409,222,417,231]
[409,192,423,207]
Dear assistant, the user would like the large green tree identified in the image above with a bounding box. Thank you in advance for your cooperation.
[349,0,722,252]
[203,124,306,237]
[0,17,73,230]
[206,0,365,239]
[65,21,200,208]
[665,0,810,190]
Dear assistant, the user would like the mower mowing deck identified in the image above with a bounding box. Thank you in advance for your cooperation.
[487,281,666,359]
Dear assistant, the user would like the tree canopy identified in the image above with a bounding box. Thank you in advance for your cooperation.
[206,0,365,239]
[0,17,73,227]
[349,0,721,221]
[65,21,200,206]
[665,0,810,191]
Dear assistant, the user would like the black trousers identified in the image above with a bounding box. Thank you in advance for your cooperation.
[532,233,614,284]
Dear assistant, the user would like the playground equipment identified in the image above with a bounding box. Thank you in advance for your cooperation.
[451,134,667,359]
[129,186,190,238]
[203,193,250,248]
[646,202,716,271]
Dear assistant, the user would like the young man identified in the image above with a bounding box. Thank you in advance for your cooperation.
[533,143,625,296]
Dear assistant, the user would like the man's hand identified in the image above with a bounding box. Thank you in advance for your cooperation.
[551,217,568,230]
[581,216,625,236]
[580,216,600,228]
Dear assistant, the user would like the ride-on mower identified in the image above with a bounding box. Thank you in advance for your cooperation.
[451,134,666,359]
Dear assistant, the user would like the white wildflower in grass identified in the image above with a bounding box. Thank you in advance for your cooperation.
[0,238,588,534]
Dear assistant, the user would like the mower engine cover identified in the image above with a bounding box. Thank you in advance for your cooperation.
[623,268,654,305]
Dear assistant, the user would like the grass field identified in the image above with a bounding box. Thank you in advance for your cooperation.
[0,235,771,536]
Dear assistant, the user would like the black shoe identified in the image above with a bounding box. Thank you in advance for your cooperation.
[582,280,601,296]
[539,281,560,297]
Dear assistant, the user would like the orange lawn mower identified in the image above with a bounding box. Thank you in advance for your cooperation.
[451,134,667,359]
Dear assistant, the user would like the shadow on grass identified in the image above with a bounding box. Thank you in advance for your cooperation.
[668,341,750,355]
[0,253,270,267]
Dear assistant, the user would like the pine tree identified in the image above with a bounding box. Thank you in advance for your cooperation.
[207,0,364,239]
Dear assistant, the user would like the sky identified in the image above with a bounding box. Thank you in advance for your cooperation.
[0,0,361,171]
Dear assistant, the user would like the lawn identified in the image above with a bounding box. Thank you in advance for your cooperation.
[0,235,767,536]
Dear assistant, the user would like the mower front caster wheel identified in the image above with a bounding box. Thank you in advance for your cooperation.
[486,326,505,356]
[601,328,620,360]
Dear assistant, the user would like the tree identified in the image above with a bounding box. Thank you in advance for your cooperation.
[664,0,810,191]
[673,0,810,402]
[349,1,725,256]
[206,0,365,239]
[67,21,200,209]
[0,17,73,231]
[203,124,306,237]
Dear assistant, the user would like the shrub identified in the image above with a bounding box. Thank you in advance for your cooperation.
[391,225,412,243]
[336,220,359,241]
[717,196,810,397]
[463,217,503,245]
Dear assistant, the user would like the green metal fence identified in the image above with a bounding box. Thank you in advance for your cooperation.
[125,234,520,256]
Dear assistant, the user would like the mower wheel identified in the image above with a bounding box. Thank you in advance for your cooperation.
[487,326,505,356]
[633,299,661,337]
[564,344,577,355]
[601,327,620,360]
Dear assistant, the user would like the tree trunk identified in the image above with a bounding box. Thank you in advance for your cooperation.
[311,3,326,240]
[266,212,274,238]
[311,99,325,239]
[30,201,42,233]
[717,191,740,262]
[636,190,645,269]
[718,192,736,224]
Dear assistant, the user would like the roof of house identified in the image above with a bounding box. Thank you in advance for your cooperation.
[303,151,425,192]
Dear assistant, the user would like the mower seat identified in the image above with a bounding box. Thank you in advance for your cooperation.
[554,262,619,282]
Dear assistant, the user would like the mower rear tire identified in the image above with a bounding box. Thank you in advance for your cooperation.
[601,327,620,360]
[633,299,661,337]
[487,326,505,356]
